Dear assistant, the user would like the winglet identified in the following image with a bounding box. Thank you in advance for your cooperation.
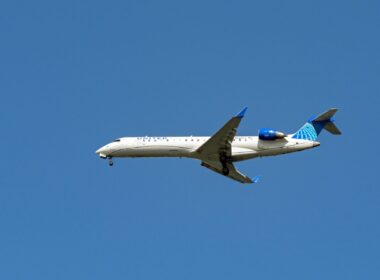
[236,107,248,118]
[253,175,260,184]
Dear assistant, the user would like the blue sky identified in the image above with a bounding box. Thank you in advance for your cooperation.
[1,0,379,279]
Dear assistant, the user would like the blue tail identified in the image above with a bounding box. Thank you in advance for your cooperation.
[292,108,341,141]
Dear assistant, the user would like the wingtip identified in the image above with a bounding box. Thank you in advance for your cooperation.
[236,107,248,118]
[253,175,260,184]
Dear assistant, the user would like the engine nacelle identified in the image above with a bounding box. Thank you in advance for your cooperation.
[259,128,286,141]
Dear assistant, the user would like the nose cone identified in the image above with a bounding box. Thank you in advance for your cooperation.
[95,145,109,158]
[95,147,104,154]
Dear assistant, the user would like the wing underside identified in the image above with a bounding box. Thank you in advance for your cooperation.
[196,107,255,184]
[196,108,246,160]
[201,160,253,184]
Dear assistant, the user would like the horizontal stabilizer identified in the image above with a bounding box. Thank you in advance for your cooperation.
[324,122,342,135]
[313,108,338,122]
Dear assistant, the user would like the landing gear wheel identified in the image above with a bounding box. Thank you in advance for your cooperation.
[220,155,227,163]
[108,157,113,166]
[222,166,229,175]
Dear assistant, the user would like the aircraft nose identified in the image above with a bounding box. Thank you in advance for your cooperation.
[95,145,109,157]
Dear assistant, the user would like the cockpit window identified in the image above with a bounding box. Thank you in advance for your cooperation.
[113,139,121,142]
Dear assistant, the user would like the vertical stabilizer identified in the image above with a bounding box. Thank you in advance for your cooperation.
[292,108,341,140]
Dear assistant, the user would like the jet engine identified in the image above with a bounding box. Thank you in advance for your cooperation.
[259,128,286,141]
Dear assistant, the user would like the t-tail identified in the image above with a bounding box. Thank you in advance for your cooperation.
[292,108,342,141]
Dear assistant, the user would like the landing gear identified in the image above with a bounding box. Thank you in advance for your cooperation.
[222,166,229,175]
[108,157,113,166]
[220,154,227,163]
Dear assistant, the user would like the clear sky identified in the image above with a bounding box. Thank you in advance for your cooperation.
[1,0,379,279]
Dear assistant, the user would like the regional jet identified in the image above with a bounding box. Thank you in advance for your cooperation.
[96,108,341,184]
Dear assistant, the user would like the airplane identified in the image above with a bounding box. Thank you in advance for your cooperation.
[95,107,341,184]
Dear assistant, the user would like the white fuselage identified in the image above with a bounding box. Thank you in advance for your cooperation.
[96,136,320,162]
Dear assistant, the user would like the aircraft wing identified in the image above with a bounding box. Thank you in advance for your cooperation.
[196,107,247,160]
[201,160,253,184]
